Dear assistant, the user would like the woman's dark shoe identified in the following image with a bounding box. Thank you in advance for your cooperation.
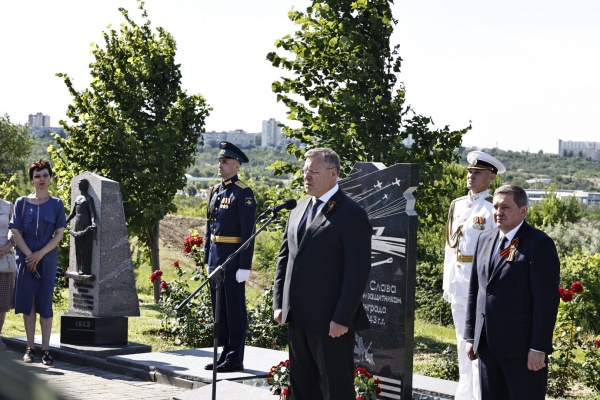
[23,348,35,363]
[41,350,53,366]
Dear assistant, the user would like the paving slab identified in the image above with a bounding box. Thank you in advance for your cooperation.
[0,346,187,400]
[108,345,289,385]
[174,380,274,400]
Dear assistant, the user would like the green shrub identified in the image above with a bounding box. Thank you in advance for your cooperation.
[158,230,288,350]
[581,334,600,393]
[158,231,215,347]
[247,286,288,350]
[159,263,214,348]
[546,220,600,256]
[415,223,452,326]
[415,261,452,326]
[413,346,458,381]
[559,252,600,333]
[548,279,600,396]
[253,230,283,273]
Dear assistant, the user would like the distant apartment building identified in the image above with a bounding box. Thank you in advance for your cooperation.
[203,130,257,148]
[261,118,287,147]
[26,113,66,138]
[558,140,600,160]
[28,112,51,128]
[526,189,600,207]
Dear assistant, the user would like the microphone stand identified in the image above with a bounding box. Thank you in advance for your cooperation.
[175,208,284,400]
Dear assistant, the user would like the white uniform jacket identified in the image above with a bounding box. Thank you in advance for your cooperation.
[443,190,495,301]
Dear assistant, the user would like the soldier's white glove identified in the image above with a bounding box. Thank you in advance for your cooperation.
[236,269,250,283]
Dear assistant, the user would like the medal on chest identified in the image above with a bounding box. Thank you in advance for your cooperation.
[472,216,486,230]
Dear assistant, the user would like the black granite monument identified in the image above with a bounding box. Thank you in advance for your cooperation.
[339,162,419,400]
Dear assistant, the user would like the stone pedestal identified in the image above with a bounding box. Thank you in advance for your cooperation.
[60,315,128,345]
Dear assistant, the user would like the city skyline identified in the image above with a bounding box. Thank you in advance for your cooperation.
[1,1,599,154]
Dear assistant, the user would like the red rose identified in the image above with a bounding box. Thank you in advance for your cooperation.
[558,286,564,294]
[594,338,600,348]
[356,397,363,400]
[173,260,180,269]
[183,235,193,253]
[281,388,289,395]
[160,280,168,289]
[571,281,584,294]
[150,269,163,282]
[561,290,574,302]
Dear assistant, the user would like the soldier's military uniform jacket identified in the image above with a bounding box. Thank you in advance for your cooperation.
[443,189,495,301]
[204,175,256,271]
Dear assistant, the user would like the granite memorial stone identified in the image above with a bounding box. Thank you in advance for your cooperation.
[339,162,419,400]
[61,172,140,345]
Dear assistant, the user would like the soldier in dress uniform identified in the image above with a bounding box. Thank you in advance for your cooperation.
[203,141,256,373]
[443,150,506,400]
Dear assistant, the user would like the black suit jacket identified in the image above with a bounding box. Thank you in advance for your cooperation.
[465,221,560,357]
[273,189,372,333]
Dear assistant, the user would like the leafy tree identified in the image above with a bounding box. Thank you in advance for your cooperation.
[0,114,34,178]
[267,0,469,223]
[526,187,582,229]
[50,2,211,302]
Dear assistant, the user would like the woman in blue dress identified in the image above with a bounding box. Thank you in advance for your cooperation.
[10,159,66,366]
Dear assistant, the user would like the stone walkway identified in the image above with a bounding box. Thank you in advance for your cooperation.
[0,347,188,400]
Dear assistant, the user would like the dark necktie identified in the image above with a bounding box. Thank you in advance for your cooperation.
[298,198,322,242]
[307,199,323,226]
[490,236,508,274]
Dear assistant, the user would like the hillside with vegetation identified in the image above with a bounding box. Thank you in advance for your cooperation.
[458,147,600,192]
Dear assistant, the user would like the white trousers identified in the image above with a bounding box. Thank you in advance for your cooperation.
[451,299,481,400]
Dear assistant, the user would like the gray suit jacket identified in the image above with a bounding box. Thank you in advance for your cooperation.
[273,189,372,333]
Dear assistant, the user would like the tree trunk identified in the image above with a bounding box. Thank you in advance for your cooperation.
[147,221,161,303]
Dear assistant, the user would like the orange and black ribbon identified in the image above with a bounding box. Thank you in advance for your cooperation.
[500,237,520,262]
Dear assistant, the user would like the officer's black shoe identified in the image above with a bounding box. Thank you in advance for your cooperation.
[216,361,244,373]
[204,357,225,370]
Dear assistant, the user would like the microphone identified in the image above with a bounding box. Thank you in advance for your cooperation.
[268,198,297,213]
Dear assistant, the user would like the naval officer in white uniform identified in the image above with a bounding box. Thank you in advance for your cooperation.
[443,151,506,400]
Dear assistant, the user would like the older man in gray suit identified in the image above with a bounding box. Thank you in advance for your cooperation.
[273,148,372,400]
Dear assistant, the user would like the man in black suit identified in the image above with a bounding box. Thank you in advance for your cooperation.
[273,148,372,400]
[465,185,560,399]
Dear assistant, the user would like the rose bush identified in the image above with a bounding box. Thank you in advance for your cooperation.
[267,361,381,400]
[549,280,600,396]
[158,230,214,347]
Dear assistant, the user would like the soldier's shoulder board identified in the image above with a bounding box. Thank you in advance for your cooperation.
[235,180,248,189]
[451,195,468,205]
[485,195,493,203]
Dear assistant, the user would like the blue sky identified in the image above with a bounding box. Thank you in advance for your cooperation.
[1,1,598,154]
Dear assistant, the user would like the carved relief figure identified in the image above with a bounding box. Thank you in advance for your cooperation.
[66,179,97,275]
